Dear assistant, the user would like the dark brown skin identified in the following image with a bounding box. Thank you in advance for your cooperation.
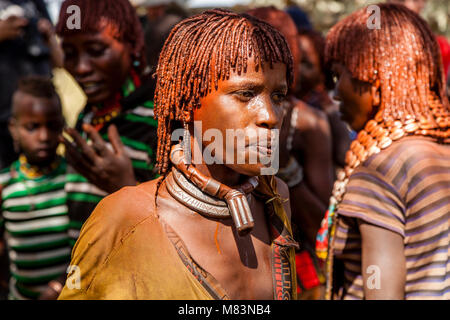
[360,222,406,299]
[60,23,137,193]
[159,59,291,299]
[279,99,333,246]
[61,24,132,104]
[331,62,379,132]
[333,62,406,298]
[193,59,288,181]
[296,35,322,98]
[0,16,28,42]
[9,92,64,166]
[296,34,351,167]
[62,124,136,194]
[157,179,290,299]
[7,92,66,299]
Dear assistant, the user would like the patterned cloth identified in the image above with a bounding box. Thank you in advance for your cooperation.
[65,73,158,246]
[330,136,450,300]
[58,175,298,300]
[0,157,71,299]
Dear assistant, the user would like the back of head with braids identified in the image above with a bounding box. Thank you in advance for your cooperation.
[326,3,449,126]
[319,5,450,295]
[154,9,294,176]
[56,0,146,74]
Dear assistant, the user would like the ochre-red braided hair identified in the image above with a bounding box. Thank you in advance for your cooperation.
[325,3,449,125]
[154,9,294,175]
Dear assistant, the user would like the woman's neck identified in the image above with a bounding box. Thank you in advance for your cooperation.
[189,136,246,187]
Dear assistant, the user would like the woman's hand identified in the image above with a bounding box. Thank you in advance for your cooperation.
[0,16,28,42]
[62,124,137,194]
[37,18,64,68]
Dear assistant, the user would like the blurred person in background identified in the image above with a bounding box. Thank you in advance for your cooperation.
[1,76,69,300]
[296,28,352,168]
[55,0,158,248]
[136,0,189,75]
[247,6,334,300]
[0,0,54,170]
[286,5,352,169]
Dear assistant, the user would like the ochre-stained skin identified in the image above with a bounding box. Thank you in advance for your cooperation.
[154,9,294,176]
[59,9,297,300]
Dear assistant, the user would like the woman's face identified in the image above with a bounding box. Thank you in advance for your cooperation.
[331,62,376,131]
[194,57,288,177]
[296,34,322,95]
[61,24,132,104]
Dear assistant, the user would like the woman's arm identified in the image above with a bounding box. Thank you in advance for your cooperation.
[359,221,406,300]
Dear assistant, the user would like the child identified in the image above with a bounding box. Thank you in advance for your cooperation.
[0,75,69,300]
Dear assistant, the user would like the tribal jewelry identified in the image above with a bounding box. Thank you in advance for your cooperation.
[168,144,259,236]
[18,154,61,179]
[317,104,450,299]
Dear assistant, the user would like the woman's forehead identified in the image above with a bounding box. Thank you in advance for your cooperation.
[61,19,121,42]
[215,59,288,90]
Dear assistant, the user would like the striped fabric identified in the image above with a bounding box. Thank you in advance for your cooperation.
[65,79,158,246]
[333,136,450,300]
[0,158,71,300]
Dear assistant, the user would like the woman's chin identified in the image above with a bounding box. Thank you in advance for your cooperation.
[226,163,275,178]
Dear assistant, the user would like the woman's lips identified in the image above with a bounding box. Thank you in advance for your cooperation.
[80,81,104,96]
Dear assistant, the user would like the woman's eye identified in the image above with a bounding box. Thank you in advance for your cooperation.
[272,93,287,102]
[88,45,106,57]
[25,124,38,132]
[235,91,254,101]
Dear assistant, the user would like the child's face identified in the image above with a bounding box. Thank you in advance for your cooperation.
[9,92,64,166]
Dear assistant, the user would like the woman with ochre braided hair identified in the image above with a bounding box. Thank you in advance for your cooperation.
[246,6,333,300]
[55,0,158,247]
[58,9,298,300]
[316,3,450,300]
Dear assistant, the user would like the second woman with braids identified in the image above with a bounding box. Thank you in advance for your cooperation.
[316,3,450,300]
[55,0,158,245]
[58,9,298,300]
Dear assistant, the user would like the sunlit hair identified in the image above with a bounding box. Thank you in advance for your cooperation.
[325,3,449,124]
[154,8,294,175]
[246,6,300,90]
[55,0,146,73]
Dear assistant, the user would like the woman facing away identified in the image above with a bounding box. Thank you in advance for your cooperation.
[316,3,450,300]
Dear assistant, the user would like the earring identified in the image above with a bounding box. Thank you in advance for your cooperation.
[183,122,191,165]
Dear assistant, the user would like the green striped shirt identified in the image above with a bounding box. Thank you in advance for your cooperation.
[65,77,158,246]
[0,158,71,300]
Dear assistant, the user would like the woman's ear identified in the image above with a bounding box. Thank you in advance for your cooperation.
[371,79,381,107]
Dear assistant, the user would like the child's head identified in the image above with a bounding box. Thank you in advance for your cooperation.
[9,76,64,166]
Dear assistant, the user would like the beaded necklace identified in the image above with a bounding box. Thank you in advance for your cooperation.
[81,69,142,132]
[14,155,62,211]
[316,102,450,299]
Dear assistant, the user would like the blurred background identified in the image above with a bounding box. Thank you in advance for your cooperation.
[133,0,450,37]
